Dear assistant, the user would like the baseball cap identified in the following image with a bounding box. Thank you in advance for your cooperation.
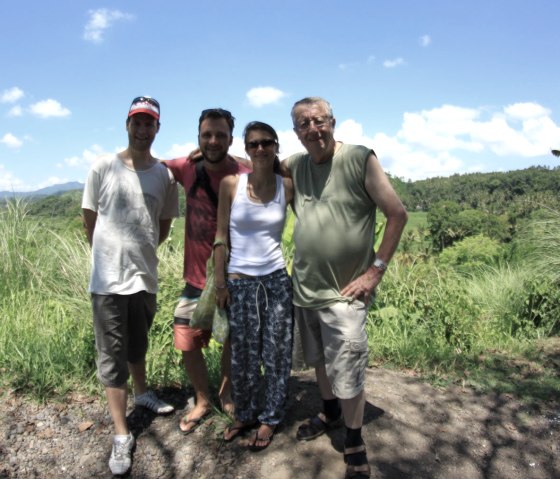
[128,96,160,120]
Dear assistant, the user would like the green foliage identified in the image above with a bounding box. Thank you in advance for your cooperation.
[519,207,560,284]
[438,235,505,273]
[403,166,560,213]
[428,201,511,251]
[369,261,484,369]
[2,195,559,404]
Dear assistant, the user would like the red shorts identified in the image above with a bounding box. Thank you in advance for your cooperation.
[173,295,211,351]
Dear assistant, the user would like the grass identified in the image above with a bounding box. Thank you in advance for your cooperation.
[1,199,558,407]
[404,211,428,233]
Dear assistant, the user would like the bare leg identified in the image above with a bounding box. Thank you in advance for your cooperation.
[341,390,365,429]
[315,362,337,401]
[106,384,129,435]
[180,349,212,432]
[129,359,147,397]
[218,339,234,416]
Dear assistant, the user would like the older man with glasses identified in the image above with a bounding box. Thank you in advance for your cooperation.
[163,108,252,434]
[283,97,408,479]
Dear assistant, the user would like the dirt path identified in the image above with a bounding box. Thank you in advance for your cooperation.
[1,367,558,478]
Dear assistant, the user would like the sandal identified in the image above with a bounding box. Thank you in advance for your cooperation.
[296,412,341,441]
[247,426,275,452]
[179,410,211,435]
[223,422,256,442]
[344,444,371,479]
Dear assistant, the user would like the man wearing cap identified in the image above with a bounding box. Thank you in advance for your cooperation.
[163,108,251,433]
[82,96,179,476]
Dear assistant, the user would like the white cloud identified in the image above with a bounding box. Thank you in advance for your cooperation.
[338,62,359,71]
[1,87,24,103]
[29,99,71,118]
[246,87,287,108]
[1,133,23,149]
[8,105,23,117]
[324,102,560,180]
[0,165,25,191]
[63,145,107,168]
[83,9,134,44]
[383,57,405,69]
[504,102,550,120]
[419,35,431,47]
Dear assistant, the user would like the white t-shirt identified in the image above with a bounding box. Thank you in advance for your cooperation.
[82,155,179,295]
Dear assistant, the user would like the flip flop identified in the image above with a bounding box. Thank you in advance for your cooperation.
[179,410,211,435]
[223,422,256,442]
[247,426,275,452]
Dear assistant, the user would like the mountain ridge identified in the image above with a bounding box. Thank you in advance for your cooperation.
[0,181,84,200]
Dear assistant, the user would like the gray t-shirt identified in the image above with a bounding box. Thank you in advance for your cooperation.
[82,155,179,295]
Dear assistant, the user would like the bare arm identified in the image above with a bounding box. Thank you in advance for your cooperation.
[214,175,238,308]
[279,158,292,179]
[82,208,98,247]
[340,152,408,303]
[158,219,173,245]
[282,176,294,206]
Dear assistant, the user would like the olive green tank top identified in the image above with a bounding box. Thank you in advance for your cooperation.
[286,143,377,308]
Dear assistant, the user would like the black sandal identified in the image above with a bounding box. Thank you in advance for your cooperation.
[296,412,341,441]
[344,444,371,478]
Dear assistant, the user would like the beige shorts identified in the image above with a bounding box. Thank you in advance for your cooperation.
[295,300,368,399]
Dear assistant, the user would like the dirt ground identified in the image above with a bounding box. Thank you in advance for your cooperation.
[1,365,559,479]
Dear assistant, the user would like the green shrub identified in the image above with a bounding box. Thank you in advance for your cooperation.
[438,234,505,273]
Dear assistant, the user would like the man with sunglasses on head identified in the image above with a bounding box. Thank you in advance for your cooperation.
[283,97,408,479]
[82,96,179,476]
[163,108,251,434]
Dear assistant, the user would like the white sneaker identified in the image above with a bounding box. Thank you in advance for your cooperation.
[109,433,134,476]
[134,390,174,414]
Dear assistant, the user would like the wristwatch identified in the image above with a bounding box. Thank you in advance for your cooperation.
[372,258,388,272]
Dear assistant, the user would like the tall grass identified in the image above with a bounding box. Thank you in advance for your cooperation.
[0,201,224,400]
[2,199,558,402]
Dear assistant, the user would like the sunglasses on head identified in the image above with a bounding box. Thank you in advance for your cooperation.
[246,139,277,150]
[132,96,160,108]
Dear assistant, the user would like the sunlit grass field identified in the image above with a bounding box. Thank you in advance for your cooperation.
[1,200,558,405]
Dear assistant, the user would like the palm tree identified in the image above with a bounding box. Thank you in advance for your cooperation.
[552,150,560,157]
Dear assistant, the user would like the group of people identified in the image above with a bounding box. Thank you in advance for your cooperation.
[82,95,408,477]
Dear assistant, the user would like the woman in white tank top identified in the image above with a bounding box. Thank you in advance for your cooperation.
[214,121,294,451]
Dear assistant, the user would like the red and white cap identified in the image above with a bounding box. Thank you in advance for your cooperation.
[128,96,160,120]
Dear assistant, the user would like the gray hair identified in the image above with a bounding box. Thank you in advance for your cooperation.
[290,97,333,125]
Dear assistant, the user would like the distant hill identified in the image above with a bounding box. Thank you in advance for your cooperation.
[0,182,84,200]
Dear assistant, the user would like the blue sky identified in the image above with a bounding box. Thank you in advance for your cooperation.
[1,0,559,192]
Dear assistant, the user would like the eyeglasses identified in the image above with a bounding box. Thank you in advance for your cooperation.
[131,96,160,108]
[295,117,332,132]
[246,139,277,150]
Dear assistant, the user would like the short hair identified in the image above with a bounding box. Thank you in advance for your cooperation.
[198,108,235,134]
[290,97,333,125]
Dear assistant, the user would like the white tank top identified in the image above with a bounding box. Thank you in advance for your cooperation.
[227,173,287,276]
